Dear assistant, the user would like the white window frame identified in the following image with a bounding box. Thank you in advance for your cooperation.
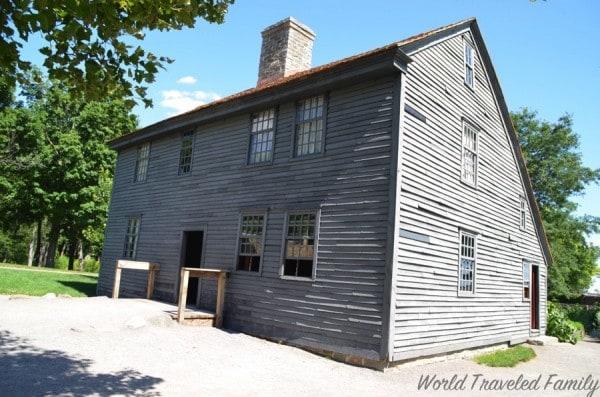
[457,230,477,296]
[522,260,531,301]
[122,216,141,259]
[280,210,320,281]
[178,132,195,175]
[235,212,267,274]
[464,40,475,89]
[248,108,276,165]
[461,121,479,187]
[134,142,150,182]
[520,196,527,231]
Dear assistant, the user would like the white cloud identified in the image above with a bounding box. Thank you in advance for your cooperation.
[160,90,221,115]
[176,76,198,85]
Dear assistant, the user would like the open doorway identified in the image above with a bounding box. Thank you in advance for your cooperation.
[181,230,204,306]
[530,264,540,331]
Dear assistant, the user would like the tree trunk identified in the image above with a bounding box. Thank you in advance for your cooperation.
[44,223,60,267]
[27,227,36,266]
[34,219,43,266]
[39,244,47,267]
[67,238,76,271]
[77,240,84,271]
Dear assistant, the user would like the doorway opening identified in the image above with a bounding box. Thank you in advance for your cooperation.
[181,230,204,306]
[530,264,540,330]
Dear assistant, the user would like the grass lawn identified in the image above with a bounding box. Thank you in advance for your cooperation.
[0,265,97,297]
[474,345,536,367]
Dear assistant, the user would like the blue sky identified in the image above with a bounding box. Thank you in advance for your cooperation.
[19,0,600,244]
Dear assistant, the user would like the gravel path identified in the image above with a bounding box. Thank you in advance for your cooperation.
[1,295,598,396]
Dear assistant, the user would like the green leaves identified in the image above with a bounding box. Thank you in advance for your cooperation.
[512,108,600,300]
[1,0,234,107]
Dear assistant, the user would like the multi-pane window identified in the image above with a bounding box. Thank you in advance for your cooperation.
[458,231,476,294]
[134,142,150,182]
[283,213,317,278]
[464,41,474,88]
[237,215,265,272]
[295,95,325,157]
[461,122,478,186]
[520,197,527,230]
[123,217,140,258]
[248,109,275,164]
[523,261,530,300]
[178,132,194,175]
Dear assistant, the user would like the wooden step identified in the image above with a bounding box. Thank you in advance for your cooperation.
[166,307,215,326]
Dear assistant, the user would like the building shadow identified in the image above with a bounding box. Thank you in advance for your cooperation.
[0,330,163,396]
[58,280,98,296]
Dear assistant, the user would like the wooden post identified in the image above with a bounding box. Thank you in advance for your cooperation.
[177,268,190,324]
[146,265,157,300]
[215,272,226,327]
[112,263,122,299]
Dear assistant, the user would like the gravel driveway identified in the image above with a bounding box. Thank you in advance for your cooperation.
[1,295,598,396]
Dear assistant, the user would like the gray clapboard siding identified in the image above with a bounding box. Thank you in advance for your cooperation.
[392,31,546,360]
[99,76,396,359]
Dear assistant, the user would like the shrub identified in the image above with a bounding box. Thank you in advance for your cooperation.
[547,302,583,344]
[82,257,100,273]
[55,255,69,270]
[594,311,600,331]
[560,303,600,333]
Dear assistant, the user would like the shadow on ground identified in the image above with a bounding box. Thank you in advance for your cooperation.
[58,279,98,296]
[0,330,162,396]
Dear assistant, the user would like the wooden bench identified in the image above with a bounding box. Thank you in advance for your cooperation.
[112,260,160,300]
[177,268,229,327]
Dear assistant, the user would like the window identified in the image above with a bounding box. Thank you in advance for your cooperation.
[464,41,474,88]
[461,122,478,186]
[134,142,150,182]
[123,217,140,258]
[520,197,527,230]
[178,132,194,174]
[295,95,325,157]
[523,261,530,300]
[283,213,317,278]
[237,214,265,272]
[248,108,275,164]
[458,231,476,294]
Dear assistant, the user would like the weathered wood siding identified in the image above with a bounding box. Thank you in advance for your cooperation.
[393,31,547,360]
[98,76,397,359]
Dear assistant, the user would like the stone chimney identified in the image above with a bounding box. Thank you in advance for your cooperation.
[257,17,316,86]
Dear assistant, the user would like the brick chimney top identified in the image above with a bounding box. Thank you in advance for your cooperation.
[257,17,316,86]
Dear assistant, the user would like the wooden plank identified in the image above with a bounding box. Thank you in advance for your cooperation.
[177,268,189,324]
[215,273,226,327]
[117,260,155,270]
[146,268,157,299]
[112,263,122,299]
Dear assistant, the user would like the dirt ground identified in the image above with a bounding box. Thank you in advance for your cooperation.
[1,295,599,397]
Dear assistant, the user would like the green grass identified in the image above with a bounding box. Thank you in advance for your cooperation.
[474,346,536,367]
[0,266,98,297]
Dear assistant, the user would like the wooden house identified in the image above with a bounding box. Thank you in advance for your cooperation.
[98,17,551,367]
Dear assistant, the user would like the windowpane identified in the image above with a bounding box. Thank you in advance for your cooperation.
[178,133,194,174]
[283,213,316,278]
[461,123,478,186]
[295,96,324,156]
[123,217,140,258]
[237,215,264,272]
[458,231,476,293]
[134,143,150,182]
[465,43,474,88]
[249,109,275,164]
[520,197,527,230]
[523,261,530,299]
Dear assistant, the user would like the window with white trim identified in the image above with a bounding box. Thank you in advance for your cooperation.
[237,214,265,272]
[520,197,527,230]
[523,261,530,300]
[134,142,150,182]
[295,95,325,157]
[178,132,194,175]
[248,108,275,164]
[464,41,474,88]
[458,231,476,294]
[123,217,140,258]
[461,122,478,186]
[283,213,317,278]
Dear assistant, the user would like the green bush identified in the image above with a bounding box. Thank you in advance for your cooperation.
[594,311,600,331]
[547,302,584,344]
[82,257,100,273]
[55,255,69,270]
[560,303,600,333]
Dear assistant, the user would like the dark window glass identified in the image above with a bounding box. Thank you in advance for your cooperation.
[459,232,476,293]
[123,217,140,258]
[179,132,194,174]
[237,215,264,272]
[134,143,150,182]
[249,109,275,164]
[283,213,316,278]
[295,96,324,157]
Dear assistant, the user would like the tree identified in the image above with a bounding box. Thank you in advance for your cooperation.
[512,108,600,300]
[0,1,234,106]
